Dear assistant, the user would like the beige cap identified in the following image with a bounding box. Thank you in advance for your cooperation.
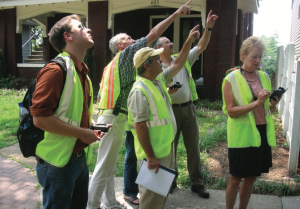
[133,47,164,69]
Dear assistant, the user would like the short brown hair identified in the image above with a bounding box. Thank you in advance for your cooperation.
[240,36,266,62]
[48,14,81,53]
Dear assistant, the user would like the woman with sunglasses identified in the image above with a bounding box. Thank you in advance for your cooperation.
[222,36,281,209]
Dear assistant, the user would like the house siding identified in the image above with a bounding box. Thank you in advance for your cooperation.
[291,0,300,59]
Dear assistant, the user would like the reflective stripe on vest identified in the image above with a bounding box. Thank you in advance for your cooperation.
[228,72,252,115]
[128,76,174,159]
[129,80,170,130]
[55,54,79,126]
[99,52,122,109]
[222,69,276,148]
[228,70,271,116]
[36,52,94,167]
[172,54,198,101]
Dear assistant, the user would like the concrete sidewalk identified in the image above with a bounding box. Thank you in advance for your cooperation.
[1,143,300,209]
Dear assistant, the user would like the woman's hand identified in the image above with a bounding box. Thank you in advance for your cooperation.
[256,89,270,106]
[269,95,282,108]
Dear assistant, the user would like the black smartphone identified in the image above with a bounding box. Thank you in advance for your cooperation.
[91,124,110,132]
[169,82,183,90]
[270,87,287,101]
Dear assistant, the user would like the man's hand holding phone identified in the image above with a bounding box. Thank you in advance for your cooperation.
[167,82,183,94]
[91,124,112,138]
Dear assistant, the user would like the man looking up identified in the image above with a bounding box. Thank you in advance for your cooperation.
[31,15,102,209]
[154,10,218,198]
[88,1,193,209]
[127,25,200,209]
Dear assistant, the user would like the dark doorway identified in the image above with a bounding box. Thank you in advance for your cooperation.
[180,17,202,80]
[152,18,174,46]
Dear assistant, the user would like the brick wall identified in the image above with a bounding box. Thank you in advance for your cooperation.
[88,1,109,90]
[17,67,41,86]
[203,0,238,100]
[0,12,5,57]
[43,37,50,63]
[0,8,22,77]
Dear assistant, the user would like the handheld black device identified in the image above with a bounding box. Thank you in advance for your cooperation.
[270,87,287,101]
[91,124,111,132]
[169,82,183,90]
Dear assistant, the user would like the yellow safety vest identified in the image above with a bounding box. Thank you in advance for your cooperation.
[222,70,276,148]
[98,52,122,110]
[36,51,94,167]
[128,75,174,159]
[172,54,198,101]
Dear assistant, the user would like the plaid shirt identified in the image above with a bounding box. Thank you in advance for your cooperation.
[116,37,148,110]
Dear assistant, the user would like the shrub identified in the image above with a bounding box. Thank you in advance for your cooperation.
[0,74,28,89]
[194,99,222,110]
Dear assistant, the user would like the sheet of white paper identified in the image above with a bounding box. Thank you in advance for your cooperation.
[135,159,176,197]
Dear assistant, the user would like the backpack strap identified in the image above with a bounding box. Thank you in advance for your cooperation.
[21,58,67,126]
[49,57,67,85]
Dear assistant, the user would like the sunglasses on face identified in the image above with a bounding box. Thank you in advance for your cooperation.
[79,23,86,30]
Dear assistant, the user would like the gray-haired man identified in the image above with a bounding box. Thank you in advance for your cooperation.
[128,25,200,209]
[87,1,193,209]
[154,10,218,198]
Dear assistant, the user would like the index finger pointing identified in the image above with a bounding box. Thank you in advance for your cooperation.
[207,10,213,17]
[184,0,192,6]
[191,24,200,32]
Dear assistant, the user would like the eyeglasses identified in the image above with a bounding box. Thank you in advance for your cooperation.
[152,55,161,61]
[79,23,86,30]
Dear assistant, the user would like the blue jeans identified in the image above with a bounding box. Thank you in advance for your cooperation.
[36,153,89,209]
[123,131,139,197]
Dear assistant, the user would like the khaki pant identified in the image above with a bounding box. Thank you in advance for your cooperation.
[172,103,203,186]
[138,146,174,209]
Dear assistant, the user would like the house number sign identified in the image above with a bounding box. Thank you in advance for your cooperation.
[151,0,159,5]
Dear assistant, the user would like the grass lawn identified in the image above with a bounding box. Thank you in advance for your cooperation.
[1,88,227,189]
[88,110,228,189]
[3,89,298,196]
[0,89,26,148]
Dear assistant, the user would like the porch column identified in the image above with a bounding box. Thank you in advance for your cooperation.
[203,0,238,100]
[88,1,111,91]
[0,8,22,77]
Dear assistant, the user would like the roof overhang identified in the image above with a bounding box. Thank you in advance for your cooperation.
[2,0,206,34]
[0,0,83,8]
[108,0,206,29]
[237,0,258,14]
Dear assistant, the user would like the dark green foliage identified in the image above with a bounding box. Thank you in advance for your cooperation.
[84,47,97,82]
[0,74,28,89]
[260,34,279,77]
[31,25,43,51]
[0,49,7,79]
[194,99,223,110]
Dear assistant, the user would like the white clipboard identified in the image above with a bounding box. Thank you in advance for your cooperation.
[135,158,176,197]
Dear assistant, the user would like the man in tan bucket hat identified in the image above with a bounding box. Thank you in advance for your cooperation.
[127,25,200,209]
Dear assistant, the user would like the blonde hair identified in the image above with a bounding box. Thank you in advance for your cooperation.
[240,36,266,62]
